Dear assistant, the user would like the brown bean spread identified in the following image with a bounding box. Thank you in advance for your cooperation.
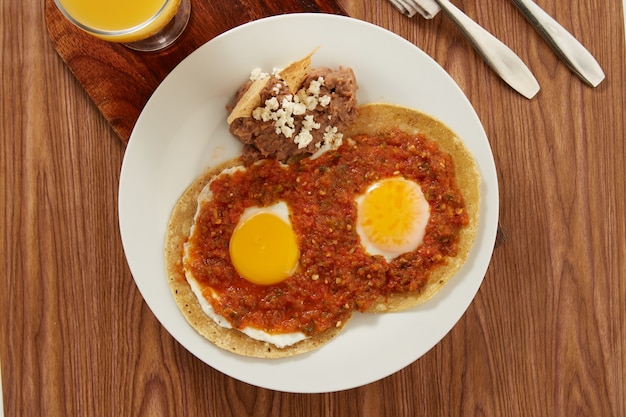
[228,67,358,164]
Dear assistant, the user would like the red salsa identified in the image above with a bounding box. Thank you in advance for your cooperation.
[184,130,469,336]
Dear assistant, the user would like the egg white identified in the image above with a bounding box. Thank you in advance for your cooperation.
[183,165,307,348]
[185,274,307,348]
[236,200,292,230]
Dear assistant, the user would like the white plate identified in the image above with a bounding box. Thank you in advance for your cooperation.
[119,13,499,393]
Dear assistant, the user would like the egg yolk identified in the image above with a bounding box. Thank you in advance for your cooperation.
[229,211,300,285]
[357,177,430,258]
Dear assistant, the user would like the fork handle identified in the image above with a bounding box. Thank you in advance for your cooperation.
[432,0,540,99]
[510,0,604,87]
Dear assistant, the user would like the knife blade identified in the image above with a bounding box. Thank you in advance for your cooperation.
[510,0,605,87]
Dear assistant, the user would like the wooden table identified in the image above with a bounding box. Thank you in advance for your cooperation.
[1,0,625,415]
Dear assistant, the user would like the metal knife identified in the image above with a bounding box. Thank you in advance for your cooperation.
[432,0,541,99]
[510,0,605,87]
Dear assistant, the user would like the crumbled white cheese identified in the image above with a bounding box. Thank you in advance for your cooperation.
[271,83,283,95]
[252,107,266,121]
[280,96,307,117]
[274,108,295,138]
[251,73,343,152]
[266,96,279,111]
[249,68,269,81]
[319,95,331,107]
[281,95,295,111]
[302,114,321,131]
[311,126,343,159]
[294,130,314,149]
[298,93,319,111]
[307,78,323,96]
[322,125,342,145]
[294,115,321,149]
[294,104,307,115]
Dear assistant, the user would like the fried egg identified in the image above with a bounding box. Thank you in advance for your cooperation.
[355,177,430,261]
[229,201,300,286]
[184,166,306,348]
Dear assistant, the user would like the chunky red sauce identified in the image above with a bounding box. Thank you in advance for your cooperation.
[184,130,469,336]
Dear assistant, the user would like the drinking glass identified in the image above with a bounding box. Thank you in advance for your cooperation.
[54,0,191,52]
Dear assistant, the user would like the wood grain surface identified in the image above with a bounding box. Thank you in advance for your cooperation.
[1,0,625,416]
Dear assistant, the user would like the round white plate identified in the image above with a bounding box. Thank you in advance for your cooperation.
[119,13,499,393]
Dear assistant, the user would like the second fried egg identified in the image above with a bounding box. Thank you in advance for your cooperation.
[355,177,430,261]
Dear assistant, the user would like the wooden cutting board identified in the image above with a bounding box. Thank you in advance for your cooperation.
[45,0,347,143]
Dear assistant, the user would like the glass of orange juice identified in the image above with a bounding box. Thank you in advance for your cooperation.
[54,0,191,52]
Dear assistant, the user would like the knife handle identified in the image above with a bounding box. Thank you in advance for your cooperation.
[433,0,540,99]
[510,0,605,87]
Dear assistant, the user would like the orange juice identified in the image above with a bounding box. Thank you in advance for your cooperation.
[56,0,182,43]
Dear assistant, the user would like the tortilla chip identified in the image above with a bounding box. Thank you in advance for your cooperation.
[344,103,481,313]
[227,77,271,125]
[278,47,319,93]
[226,48,320,125]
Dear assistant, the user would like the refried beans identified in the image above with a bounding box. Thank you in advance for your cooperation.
[228,67,358,164]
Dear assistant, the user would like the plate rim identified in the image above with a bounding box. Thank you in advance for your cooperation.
[118,13,499,393]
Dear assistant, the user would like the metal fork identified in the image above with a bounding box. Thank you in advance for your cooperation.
[390,0,540,98]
